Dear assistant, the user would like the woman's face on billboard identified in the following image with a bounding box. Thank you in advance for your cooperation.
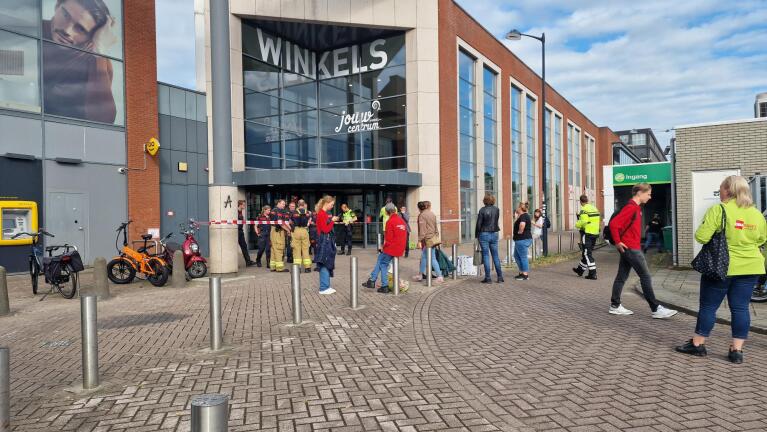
[51,0,97,47]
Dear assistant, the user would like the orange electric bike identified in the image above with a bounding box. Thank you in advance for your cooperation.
[107,220,169,287]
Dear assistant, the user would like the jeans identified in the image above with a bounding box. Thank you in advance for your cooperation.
[611,249,659,311]
[643,232,663,252]
[319,264,331,290]
[370,252,393,287]
[514,238,532,273]
[478,232,503,279]
[695,275,758,339]
[419,246,441,276]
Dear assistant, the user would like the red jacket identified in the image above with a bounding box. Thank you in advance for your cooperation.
[316,209,334,234]
[382,214,407,257]
[609,200,642,250]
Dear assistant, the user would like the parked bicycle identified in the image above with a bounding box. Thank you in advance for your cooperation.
[11,229,83,299]
[107,221,169,287]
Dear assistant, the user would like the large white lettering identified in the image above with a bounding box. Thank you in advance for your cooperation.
[317,51,331,79]
[256,28,281,66]
[333,47,350,77]
[334,100,381,134]
[369,39,388,70]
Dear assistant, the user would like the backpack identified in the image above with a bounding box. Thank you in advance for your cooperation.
[544,216,552,230]
[603,207,637,245]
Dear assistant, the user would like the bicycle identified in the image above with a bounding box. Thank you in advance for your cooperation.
[106,220,169,287]
[11,230,82,299]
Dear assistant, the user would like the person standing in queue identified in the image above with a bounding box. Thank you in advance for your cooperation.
[314,195,339,294]
[237,200,255,266]
[363,203,407,293]
[338,203,356,255]
[414,201,443,283]
[254,205,271,268]
[476,194,504,283]
[269,199,291,272]
[573,194,601,280]
[291,200,312,273]
[400,205,411,258]
[513,202,532,280]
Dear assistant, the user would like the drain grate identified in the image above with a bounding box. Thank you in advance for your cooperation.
[40,340,73,349]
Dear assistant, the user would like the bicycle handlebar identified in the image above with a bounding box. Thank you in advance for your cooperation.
[116,220,133,232]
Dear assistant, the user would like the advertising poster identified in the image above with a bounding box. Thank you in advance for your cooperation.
[691,169,740,257]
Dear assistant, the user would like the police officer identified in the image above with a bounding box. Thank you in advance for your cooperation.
[237,200,255,266]
[291,200,312,273]
[269,199,291,272]
[254,205,271,268]
[338,203,356,255]
[573,194,601,280]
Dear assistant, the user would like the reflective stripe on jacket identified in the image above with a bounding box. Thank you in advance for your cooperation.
[576,203,601,235]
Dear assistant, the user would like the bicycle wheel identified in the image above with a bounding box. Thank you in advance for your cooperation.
[30,257,39,295]
[107,258,136,284]
[56,264,78,299]
[147,259,169,287]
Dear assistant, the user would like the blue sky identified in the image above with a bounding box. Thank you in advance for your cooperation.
[155,0,767,145]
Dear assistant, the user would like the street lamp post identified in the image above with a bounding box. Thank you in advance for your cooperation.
[506,30,548,256]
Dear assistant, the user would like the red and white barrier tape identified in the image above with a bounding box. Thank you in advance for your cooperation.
[200,218,464,225]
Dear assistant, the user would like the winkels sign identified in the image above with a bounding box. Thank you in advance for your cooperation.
[246,26,404,80]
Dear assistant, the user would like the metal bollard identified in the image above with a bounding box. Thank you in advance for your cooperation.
[350,256,358,309]
[80,295,99,389]
[0,267,9,317]
[172,250,186,288]
[557,234,562,254]
[191,394,229,432]
[91,258,110,300]
[506,238,513,266]
[570,232,575,251]
[532,240,537,261]
[291,264,302,325]
[1,347,9,432]
[393,257,400,296]
[377,233,382,251]
[209,277,223,351]
[426,247,433,288]
[451,244,458,280]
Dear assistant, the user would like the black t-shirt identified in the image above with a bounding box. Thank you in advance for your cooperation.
[648,218,662,234]
[513,213,532,241]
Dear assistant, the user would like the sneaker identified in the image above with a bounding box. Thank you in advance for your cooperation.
[652,305,678,319]
[585,271,598,280]
[675,339,707,357]
[412,274,423,282]
[362,280,376,289]
[728,348,743,364]
[497,277,505,283]
[255,262,262,268]
[572,267,584,277]
[480,278,492,284]
[609,304,634,315]
[319,287,336,295]
[377,286,390,294]
[435,277,444,284]
[338,251,345,255]
[304,268,312,273]
[514,274,529,281]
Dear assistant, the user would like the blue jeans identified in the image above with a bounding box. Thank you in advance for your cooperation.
[419,246,441,276]
[478,232,503,279]
[643,232,663,252]
[695,275,758,339]
[319,265,331,291]
[514,238,532,273]
[369,253,393,288]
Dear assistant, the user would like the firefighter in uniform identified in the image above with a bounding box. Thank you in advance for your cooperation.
[291,200,313,273]
[269,199,291,272]
[573,194,601,280]
[254,205,271,268]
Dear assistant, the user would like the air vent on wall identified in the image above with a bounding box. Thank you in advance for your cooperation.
[0,49,24,75]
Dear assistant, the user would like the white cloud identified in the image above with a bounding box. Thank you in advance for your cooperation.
[155,0,196,89]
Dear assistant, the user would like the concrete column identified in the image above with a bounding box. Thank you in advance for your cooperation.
[209,186,239,274]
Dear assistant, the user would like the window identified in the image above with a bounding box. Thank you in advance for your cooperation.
[0,0,39,36]
[554,115,562,230]
[544,108,551,203]
[458,49,476,241]
[574,128,581,188]
[526,95,536,208]
[482,66,497,196]
[760,102,767,118]
[0,29,40,112]
[585,135,595,190]
[567,124,574,185]
[511,86,522,208]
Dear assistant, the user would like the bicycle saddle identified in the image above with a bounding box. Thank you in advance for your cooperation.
[141,234,153,241]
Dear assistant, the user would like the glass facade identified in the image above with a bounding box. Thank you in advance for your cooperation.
[526,95,536,208]
[544,108,551,206]
[574,128,581,188]
[554,114,563,230]
[459,49,476,241]
[511,86,522,208]
[0,0,125,125]
[242,24,407,170]
[567,124,574,185]
[482,66,497,196]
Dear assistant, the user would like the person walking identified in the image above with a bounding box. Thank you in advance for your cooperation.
[413,201,443,283]
[269,199,291,272]
[513,202,533,280]
[476,194,504,283]
[608,183,677,318]
[314,195,339,294]
[675,176,767,363]
[338,203,356,255]
[363,203,407,293]
[400,205,411,258]
[254,205,271,268]
[290,200,312,273]
[642,213,664,253]
[532,209,544,257]
[573,194,601,280]
[237,200,255,267]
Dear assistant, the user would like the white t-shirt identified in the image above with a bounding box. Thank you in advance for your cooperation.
[532,217,543,237]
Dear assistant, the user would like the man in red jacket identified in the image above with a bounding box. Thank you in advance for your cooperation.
[363,203,407,294]
[609,183,678,319]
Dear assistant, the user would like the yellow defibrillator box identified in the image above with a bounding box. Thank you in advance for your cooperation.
[0,201,38,246]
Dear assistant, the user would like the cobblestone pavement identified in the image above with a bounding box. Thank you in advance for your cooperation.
[3,247,767,431]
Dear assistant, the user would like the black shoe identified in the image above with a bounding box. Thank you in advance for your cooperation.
[481,278,492,284]
[514,274,529,281]
[497,277,505,283]
[675,340,707,357]
[377,286,390,294]
[246,261,255,267]
[572,267,584,277]
[255,262,262,268]
[304,268,311,274]
[314,267,320,272]
[585,271,598,280]
[728,348,743,364]
[362,280,376,289]
[338,251,345,255]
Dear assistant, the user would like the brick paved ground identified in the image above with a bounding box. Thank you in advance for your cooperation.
[3,247,767,431]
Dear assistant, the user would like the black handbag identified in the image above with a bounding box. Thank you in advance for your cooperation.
[691,204,729,281]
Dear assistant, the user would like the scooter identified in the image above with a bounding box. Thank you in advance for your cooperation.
[158,220,208,279]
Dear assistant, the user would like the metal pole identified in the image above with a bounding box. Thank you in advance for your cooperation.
[540,33,548,257]
[210,0,232,185]
[1,347,9,432]
[80,295,99,389]
[506,238,513,265]
[350,256,358,309]
[557,234,562,254]
[377,233,382,251]
[451,244,458,280]
[291,264,302,325]
[532,240,537,261]
[191,394,229,432]
[393,257,400,296]
[426,247,432,288]
[209,277,223,351]
[570,232,575,251]
[0,267,9,317]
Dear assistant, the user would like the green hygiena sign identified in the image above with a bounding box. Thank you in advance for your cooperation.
[613,162,672,185]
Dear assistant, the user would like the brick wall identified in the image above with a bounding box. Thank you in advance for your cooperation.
[125,0,160,241]
[675,119,767,264]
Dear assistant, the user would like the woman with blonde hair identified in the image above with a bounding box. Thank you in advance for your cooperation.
[676,176,767,363]
[314,195,340,294]
[513,201,533,280]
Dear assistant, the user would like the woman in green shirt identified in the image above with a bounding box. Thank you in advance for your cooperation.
[676,176,767,363]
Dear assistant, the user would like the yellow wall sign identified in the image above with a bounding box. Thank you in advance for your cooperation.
[0,201,38,246]
[145,137,161,156]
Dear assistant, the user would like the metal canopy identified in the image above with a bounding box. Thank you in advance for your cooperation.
[232,169,421,187]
